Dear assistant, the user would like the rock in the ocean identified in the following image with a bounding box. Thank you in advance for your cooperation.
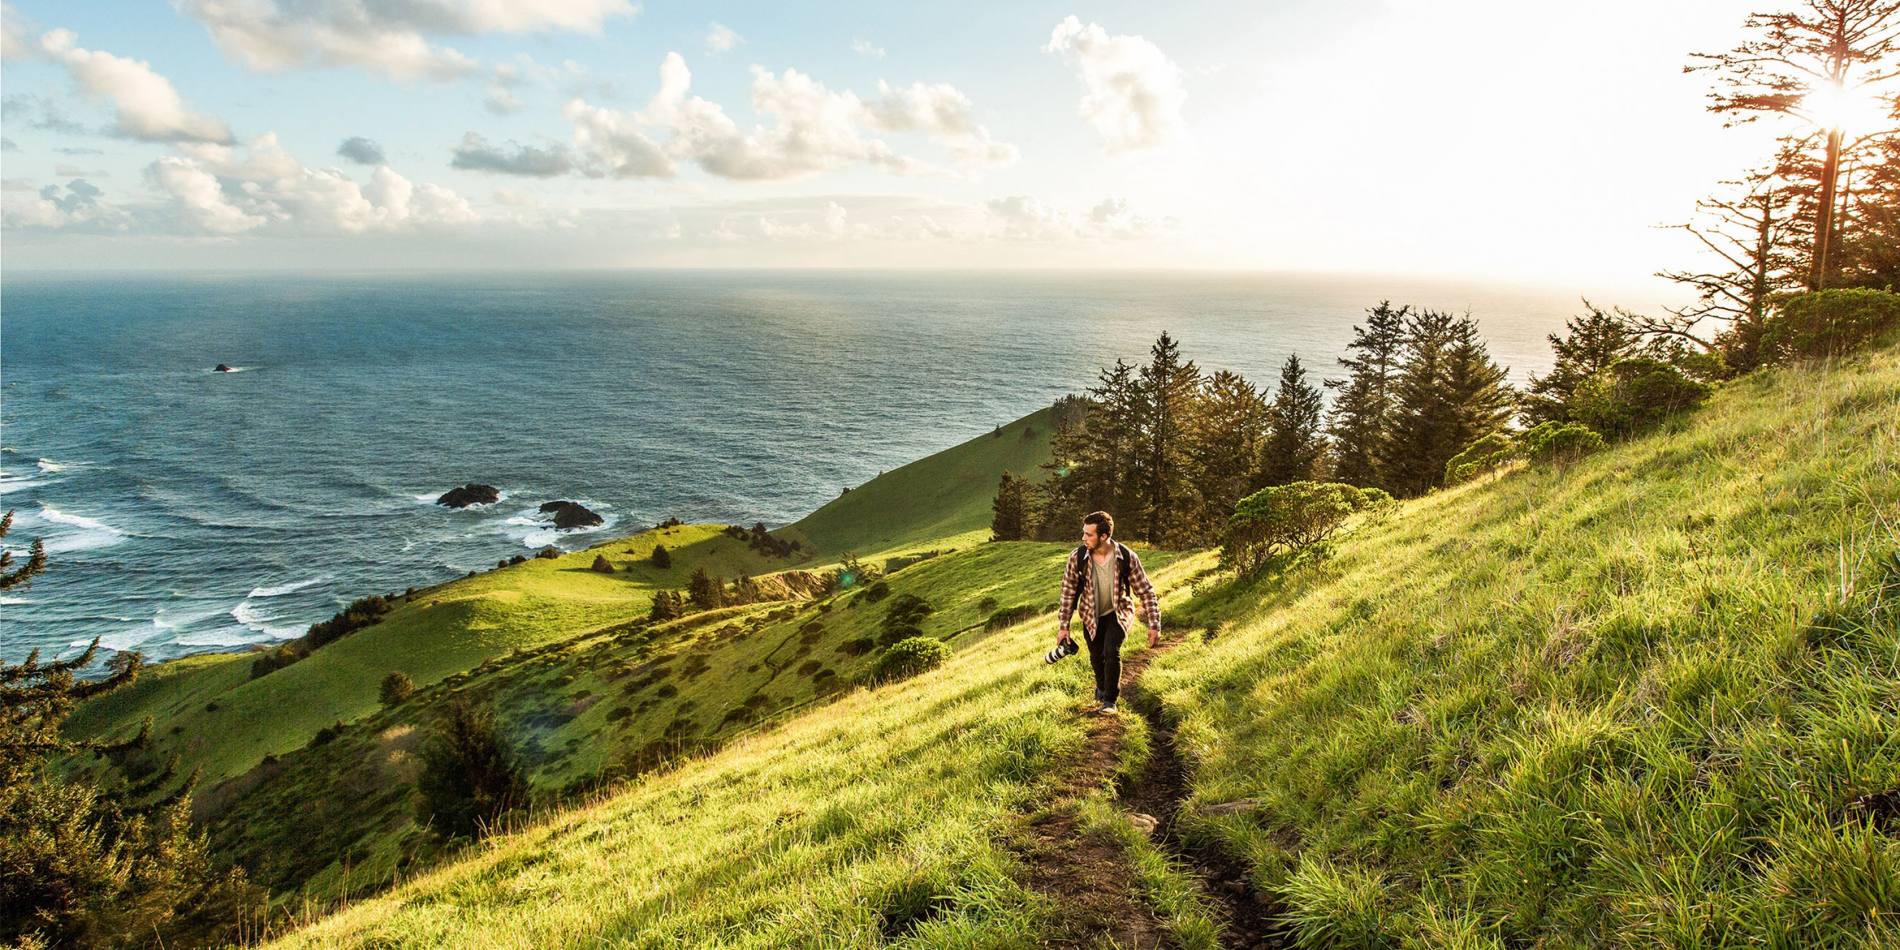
[437,483,500,508]
[538,500,603,530]
[215,363,233,372]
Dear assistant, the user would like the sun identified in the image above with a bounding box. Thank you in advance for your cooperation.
[1802,82,1895,137]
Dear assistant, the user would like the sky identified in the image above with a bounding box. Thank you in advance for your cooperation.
[0,0,1804,296]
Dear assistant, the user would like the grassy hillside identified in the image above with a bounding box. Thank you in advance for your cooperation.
[192,539,1189,906]
[269,341,1897,947]
[64,522,788,784]
[265,547,1212,948]
[777,403,1059,561]
[1140,342,1900,946]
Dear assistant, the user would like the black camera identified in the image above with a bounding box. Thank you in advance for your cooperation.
[1045,637,1079,664]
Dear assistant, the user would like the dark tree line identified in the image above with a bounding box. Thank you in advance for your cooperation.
[994,318,1516,548]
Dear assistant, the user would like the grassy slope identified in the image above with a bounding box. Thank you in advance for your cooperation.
[65,523,785,783]
[269,548,1207,949]
[275,342,1898,947]
[1142,342,1900,947]
[777,403,1058,562]
[206,540,1174,904]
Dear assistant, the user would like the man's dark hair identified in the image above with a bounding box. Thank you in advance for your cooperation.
[1082,511,1114,538]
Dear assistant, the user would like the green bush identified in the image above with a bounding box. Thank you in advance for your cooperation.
[1761,288,1900,362]
[1570,357,1711,438]
[1444,432,1515,485]
[379,671,416,706]
[1224,481,1387,574]
[871,637,951,683]
[1517,421,1606,464]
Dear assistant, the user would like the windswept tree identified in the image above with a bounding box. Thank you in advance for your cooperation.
[1522,303,1645,424]
[1258,354,1328,489]
[1688,1,1900,290]
[1325,302,1409,488]
[1654,169,1807,369]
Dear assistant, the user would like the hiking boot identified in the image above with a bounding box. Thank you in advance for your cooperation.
[1095,703,1119,715]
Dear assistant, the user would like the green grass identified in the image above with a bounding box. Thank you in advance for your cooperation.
[263,549,1204,948]
[66,523,790,784]
[777,404,1058,562]
[1140,341,1900,947]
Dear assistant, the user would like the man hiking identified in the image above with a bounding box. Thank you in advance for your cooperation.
[1056,511,1161,714]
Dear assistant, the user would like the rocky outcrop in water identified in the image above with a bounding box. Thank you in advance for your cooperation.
[539,500,603,529]
[436,483,500,508]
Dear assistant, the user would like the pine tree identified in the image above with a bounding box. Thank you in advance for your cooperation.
[1184,370,1268,545]
[990,472,1032,541]
[1,512,259,947]
[650,543,671,569]
[1522,304,1642,425]
[1378,308,1461,497]
[1258,354,1328,488]
[1325,302,1408,489]
[1441,316,1516,456]
[1135,332,1202,547]
[415,695,528,840]
[687,568,723,611]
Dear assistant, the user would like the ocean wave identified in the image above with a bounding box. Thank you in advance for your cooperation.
[248,575,327,598]
[230,599,308,639]
[174,627,263,648]
[520,512,618,549]
[37,458,69,473]
[0,596,27,606]
[33,503,129,552]
[213,366,252,373]
[0,475,48,495]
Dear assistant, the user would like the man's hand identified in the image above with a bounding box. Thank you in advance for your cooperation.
[1147,628,1160,649]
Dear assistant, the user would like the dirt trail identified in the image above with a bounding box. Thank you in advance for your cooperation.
[1014,639,1289,949]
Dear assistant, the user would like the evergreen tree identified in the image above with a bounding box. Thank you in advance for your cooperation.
[990,472,1033,541]
[686,568,723,611]
[650,543,671,569]
[1134,332,1202,547]
[415,695,528,840]
[648,590,682,622]
[1441,316,1516,455]
[1325,302,1408,489]
[1184,370,1268,545]
[1035,365,1142,540]
[1378,309,1462,497]
[1,511,258,947]
[1522,303,1643,425]
[1258,354,1328,488]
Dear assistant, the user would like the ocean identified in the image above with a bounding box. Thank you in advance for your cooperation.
[0,270,1602,664]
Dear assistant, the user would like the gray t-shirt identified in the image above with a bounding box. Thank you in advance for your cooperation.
[1090,552,1116,619]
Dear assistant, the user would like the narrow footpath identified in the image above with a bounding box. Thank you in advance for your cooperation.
[1012,639,1291,949]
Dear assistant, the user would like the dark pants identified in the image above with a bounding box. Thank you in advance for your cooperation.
[1085,611,1126,705]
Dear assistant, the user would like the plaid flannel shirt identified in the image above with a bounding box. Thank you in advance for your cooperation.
[1058,541,1161,642]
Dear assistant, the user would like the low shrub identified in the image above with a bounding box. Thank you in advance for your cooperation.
[1570,357,1711,438]
[1761,288,1900,362]
[1224,481,1389,574]
[1444,433,1515,485]
[871,637,951,683]
[1518,421,1606,464]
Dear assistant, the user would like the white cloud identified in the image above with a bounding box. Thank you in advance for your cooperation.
[1044,16,1186,153]
[0,1,32,60]
[987,193,1169,240]
[865,80,1017,169]
[36,29,234,144]
[514,52,1012,183]
[705,22,742,53]
[143,133,477,235]
[451,132,579,177]
[174,0,637,80]
[851,37,886,60]
[0,177,131,230]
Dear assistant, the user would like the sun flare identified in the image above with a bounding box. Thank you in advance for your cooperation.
[1803,82,1895,136]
